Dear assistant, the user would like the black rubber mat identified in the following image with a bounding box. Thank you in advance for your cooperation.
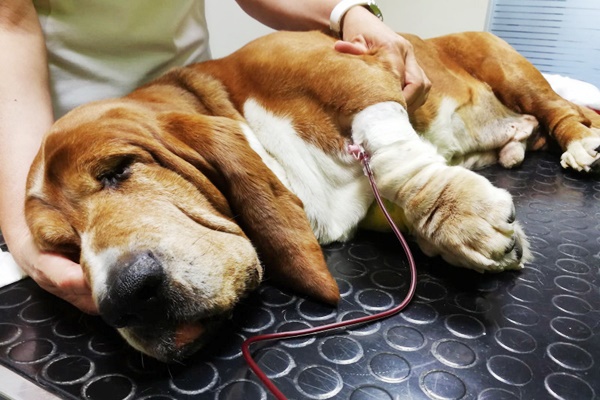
[0,151,598,400]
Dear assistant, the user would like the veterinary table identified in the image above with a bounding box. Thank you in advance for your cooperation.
[0,152,598,400]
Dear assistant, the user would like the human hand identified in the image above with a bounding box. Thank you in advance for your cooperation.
[9,232,97,314]
[333,6,431,113]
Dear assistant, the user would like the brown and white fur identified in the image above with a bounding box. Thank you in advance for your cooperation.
[25,31,600,361]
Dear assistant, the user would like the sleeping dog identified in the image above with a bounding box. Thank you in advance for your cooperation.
[25,31,600,361]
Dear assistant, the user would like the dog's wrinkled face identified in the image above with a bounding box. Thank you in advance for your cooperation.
[25,101,264,361]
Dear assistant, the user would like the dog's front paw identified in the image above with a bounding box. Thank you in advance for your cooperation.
[409,168,530,272]
[560,137,600,172]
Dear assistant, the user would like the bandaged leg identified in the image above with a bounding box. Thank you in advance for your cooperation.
[352,102,530,272]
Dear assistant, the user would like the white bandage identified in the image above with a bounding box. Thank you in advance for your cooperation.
[352,102,420,150]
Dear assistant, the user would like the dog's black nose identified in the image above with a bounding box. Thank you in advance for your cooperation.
[99,251,165,328]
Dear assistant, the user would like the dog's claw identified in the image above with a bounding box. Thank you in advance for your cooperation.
[505,237,517,255]
[561,137,600,172]
[507,205,516,224]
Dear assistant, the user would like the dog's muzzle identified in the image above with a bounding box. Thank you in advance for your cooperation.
[98,251,166,328]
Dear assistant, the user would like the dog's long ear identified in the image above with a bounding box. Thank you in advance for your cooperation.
[154,112,340,304]
[24,195,81,262]
[24,157,81,262]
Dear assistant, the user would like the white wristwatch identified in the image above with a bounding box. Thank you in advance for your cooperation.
[329,0,384,38]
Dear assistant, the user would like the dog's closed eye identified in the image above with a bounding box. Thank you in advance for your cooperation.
[97,156,134,188]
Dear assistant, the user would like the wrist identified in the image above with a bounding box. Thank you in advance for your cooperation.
[330,0,383,38]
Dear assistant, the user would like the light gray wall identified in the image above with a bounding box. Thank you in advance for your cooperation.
[206,1,490,58]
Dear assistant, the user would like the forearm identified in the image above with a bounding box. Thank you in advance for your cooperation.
[235,0,374,33]
[0,1,53,256]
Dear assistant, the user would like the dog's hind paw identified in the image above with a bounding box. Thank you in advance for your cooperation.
[560,137,600,172]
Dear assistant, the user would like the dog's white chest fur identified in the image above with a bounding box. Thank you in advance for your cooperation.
[241,99,373,244]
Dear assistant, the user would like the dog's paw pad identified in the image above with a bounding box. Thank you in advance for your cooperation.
[560,137,600,172]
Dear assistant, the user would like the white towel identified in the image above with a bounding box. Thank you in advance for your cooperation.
[0,250,28,288]
[543,73,600,110]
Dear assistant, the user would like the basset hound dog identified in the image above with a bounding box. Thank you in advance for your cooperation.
[25,31,600,361]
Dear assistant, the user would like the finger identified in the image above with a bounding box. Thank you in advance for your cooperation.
[37,253,98,314]
[402,54,430,113]
[334,36,369,55]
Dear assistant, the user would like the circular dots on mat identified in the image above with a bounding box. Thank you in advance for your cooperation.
[444,314,486,339]
[544,373,595,400]
[0,323,21,346]
[354,289,394,311]
[82,374,136,400]
[454,294,492,314]
[525,212,553,224]
[557,243,590,258]
[401,302,438,325]
[276,320,315,348]
[555,258,591,275]
[494,327,537,354]
[534,174,556,184]
[350,386,393,400]
[552,295,592,315]
[501,304,540,326]
[169,362,218,395]
[486,355,532,386]
[526,224,552,237]
[547,342,593,371]
[254,347,295,379]
[348,243,379,260]
[294,365,343,399]
[528,201,552,212]
[550,317,593,341]
[562,218,590,230]
[88,333,125,355]
[528,236,550,250]
[369,353,410,383]
[335,278,353,297]
[334,259,368,278]
[554,275,592,294]
[297,299,337,321]
[259,286,296,307]
[126,354,169,376]
[558,229,589,244]
[431,339,476,368]
[52,318,89,339]
[338,311,381,336]
[237,307,275,333]
[42,355,94,385]
[318,336,364,365]
[216,380,266,400]
[516,267,546,286]
[563,178,588,190]
[0,287,31,308]
[420,370,466,400]
[370,269,406,290]
[19,301,58,323]
[416,279,448,302]
[213,332,244,360]
[507,283,543,303]
[384,325,426,351]
[536,159,556,171]
[559,209,587,219]
[476,278,500,292]
[478,388,519,400]
[531,182,557,194]
[8,338,55,364]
